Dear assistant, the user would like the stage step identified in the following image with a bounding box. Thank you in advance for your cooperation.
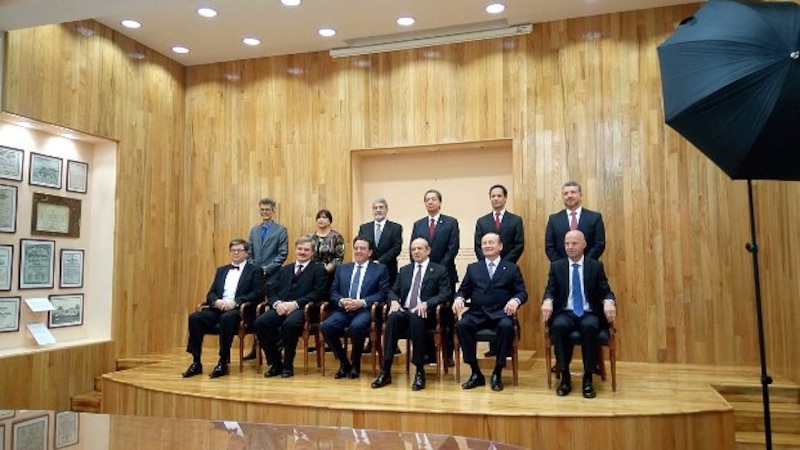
[730,402,800,434]
[715,384,800,404]
[71,391,102,413]
[735,432,800,450]
[717,384,800,449]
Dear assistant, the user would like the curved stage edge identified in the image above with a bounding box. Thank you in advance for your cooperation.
[101,352,741,449]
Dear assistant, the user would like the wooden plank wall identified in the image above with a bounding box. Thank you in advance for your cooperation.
[2,2,798,400]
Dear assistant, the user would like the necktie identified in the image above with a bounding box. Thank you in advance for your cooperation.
[569,211,578,231]
[349,265,362,299]
[572,263,584,317]
[494,212,501,230]
[261,223,270,240]
[295,264,303,276]
[408,264,423,309]
[488,261,496,279]
[375,223,382,244]
[428,218,436,239]
[230,264,240,271]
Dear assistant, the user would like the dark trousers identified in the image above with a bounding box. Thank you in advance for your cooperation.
[321,309,371,370]
[455,313,513,368]
[254,307,304,368]
[186,307,241,363]
[382,309,433,370]
[550,311,600,379]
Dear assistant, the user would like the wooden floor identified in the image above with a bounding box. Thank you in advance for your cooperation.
[100,346,798,450]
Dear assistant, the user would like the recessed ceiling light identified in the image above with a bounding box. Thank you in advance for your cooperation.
[197,7,218,18]
[281,0,301,6]
[242,37,261,46]
[121,19,141,29]
[75,26,94,37]
[172,46,190,54]
[486,3,506,14]
[318,28,336,37]
[396,17,415,27]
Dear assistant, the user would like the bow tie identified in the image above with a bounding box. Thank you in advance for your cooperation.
[230,265,240,271]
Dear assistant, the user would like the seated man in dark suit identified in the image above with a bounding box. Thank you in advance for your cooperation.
[321,236,389,379]
[371,238,451,391]
[453,232,528,392]
[541,230,617,398]
[255,235,327,378]
[182,238,264,378]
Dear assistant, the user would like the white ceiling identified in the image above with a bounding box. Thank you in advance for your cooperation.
[0,0,694,66]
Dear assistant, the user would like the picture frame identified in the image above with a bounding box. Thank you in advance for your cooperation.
[28,153,62,189]
[12,415,48,450]
[0,297,21,333]
[65,161,88,194]
[53,411,79,449]
[0,184,17,233]
[0,146,24,182]
[58,249,84,289]
[18,239,55,290]
[0,410,14,419]
[30,193,81,238]
[48,294,84,328]
[0,245,12,291]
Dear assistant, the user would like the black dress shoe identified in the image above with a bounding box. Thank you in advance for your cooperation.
[556,380,572,396]
[461,373,486,390]
[334,364,351,379]
[347,367,361,379]
[484,349,497,357]
[412,372,426,391]
[242,349,257,361]
[583,382,596,399]
[280,367,294,378]
[209,363,229,378]
[371,372,392,389]
[181,362,203,378]
[264,364,283,378]
[490,373,504,392]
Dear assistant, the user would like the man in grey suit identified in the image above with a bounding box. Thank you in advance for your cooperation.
[248,198,289,278]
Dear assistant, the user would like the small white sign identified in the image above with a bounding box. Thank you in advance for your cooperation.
[24,297,55,312]
[27,323,57,345]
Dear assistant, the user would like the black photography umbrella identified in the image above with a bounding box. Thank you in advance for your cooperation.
[658,1,800,448]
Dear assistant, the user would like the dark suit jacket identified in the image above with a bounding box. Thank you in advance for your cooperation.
[266,261,327,309]
[357,220,403,285]
[248,220,289,276]
[411,214,460,286]
[205,262,264,307]
[474,211,525,263]
[544,208,606,262]
[456,259,528,320]
[388,261,451,308]
[329,261,389,308]
[542,257,615,328]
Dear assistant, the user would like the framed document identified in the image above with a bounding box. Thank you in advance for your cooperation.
[12,414,48,450]
[54,411,79,448]
[59,249,84,289]
[0,297,21,333]
[0,146,24,181]
[0,184,17,233]
[19,239,55,289]
[0,245,11,291]
[30,193,81,238]
[29,153,62,189]
[65,161,88,194]
[48,294,83,328]
[0,410,15,419]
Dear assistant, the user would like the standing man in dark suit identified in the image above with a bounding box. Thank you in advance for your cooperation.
[255,235,327,378]
[453,232,528,392]
[182,238,264,379]
[248,198,289,278]
[358,197,403,287]
[474,184,525,358]
[541,230,617,398]
[371,238,451,391]
[321,236,390,379]
[544,181,605,262]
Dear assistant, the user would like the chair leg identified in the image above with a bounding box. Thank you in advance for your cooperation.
[238,330,246,372]
[610,347,617,392]
[512,345,519,386]
[256,336,262,368]
[303,329,310,375]
[320,329,327,376]
[405,339,411,374]
[454,336,461,383]
[598,345,607,381]
[546,343,553,388]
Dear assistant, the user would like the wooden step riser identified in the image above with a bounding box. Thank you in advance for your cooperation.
[734,414,800,435]
[715,385,800,404]
[70,392,102,414]
[735,431,800,449]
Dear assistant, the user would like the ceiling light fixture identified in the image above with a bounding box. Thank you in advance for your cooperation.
[318,28,336,37]
[75,26,94,37]
[281,0,301,6]
[486,3,506,14]
[121,19,141,29]
[242,37,261,46]
[127,51,146,60]
[197,7,218,18]
[330,23,532,58]
[397,17,415,27]
[172,46,190,54]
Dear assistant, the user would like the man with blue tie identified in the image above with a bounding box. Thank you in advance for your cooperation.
[182,238,265,378]
[321,236,390,379]
[453,232,528,392]
[541,230,617,398]
[248,198,289,279]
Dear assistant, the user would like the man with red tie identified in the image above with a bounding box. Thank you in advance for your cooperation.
[544,181,605,263]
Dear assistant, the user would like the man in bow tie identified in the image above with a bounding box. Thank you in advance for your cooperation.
[182,238,264,379]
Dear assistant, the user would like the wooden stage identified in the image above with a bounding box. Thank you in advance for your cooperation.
[100,347,798,450]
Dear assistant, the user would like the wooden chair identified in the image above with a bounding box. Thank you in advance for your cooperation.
[319,301,384,376]
[381,302,452,380]
[454,312,520,386]
[196,301,261,371]
[545,325,617,392]
[301,301,324,374]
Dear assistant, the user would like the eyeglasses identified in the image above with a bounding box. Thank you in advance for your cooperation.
[230,248,246,253]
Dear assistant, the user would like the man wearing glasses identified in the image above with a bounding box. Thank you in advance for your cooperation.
[182,238,264,379]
